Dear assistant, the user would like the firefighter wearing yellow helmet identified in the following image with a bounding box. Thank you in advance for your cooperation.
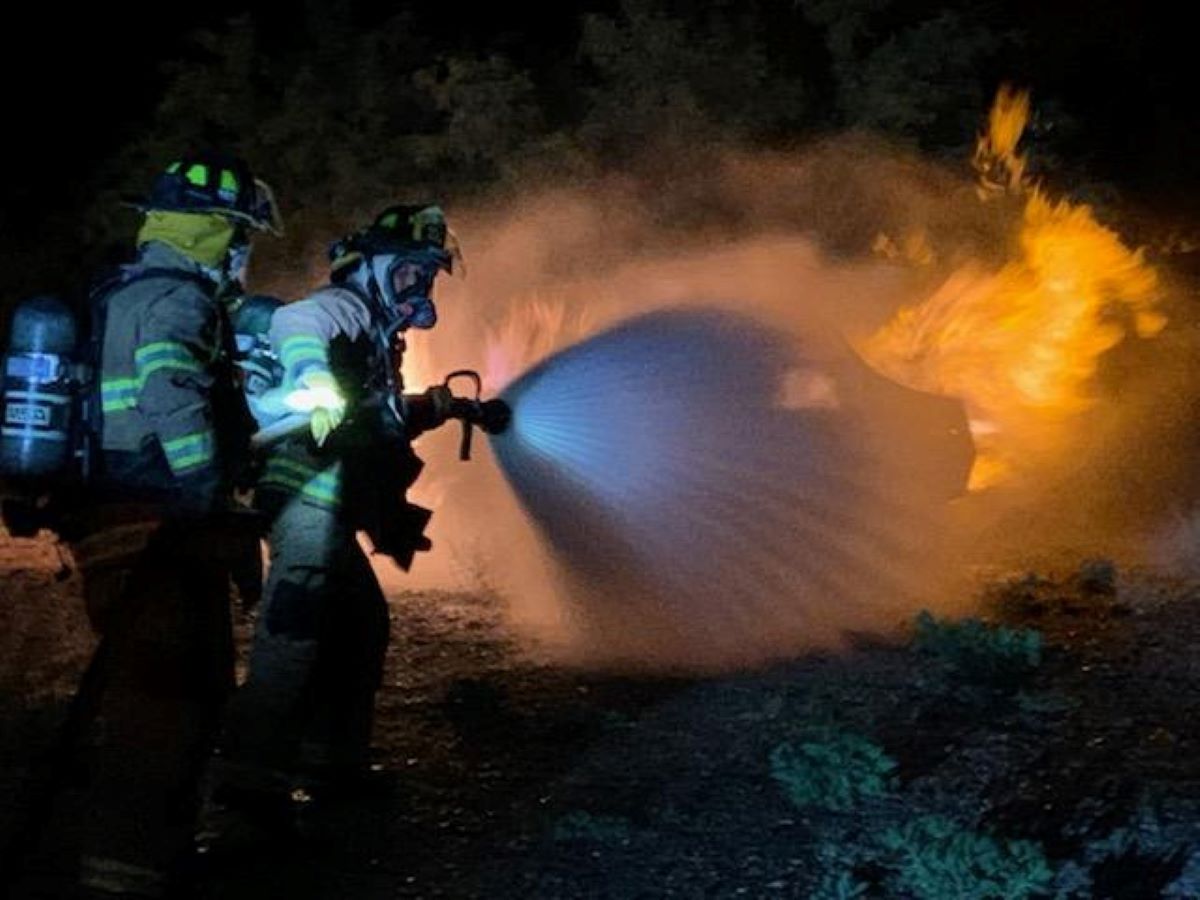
[58,153,281,898]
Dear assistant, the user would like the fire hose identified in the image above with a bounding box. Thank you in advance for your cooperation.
[249,368,511,457]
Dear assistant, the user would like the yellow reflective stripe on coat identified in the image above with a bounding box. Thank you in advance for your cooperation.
[134,340,205,382]
[103,340,206,417]
[161,430,216,474]
[279,336,329,373]
[260,457,342,506]
[100,377,139,413]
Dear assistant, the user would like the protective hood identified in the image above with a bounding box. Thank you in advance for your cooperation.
[136,211,237,269]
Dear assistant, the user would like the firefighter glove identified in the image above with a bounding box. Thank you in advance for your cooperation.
[291,370,346,447]
[310,406,345,447]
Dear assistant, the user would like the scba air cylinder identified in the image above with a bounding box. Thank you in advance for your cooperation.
[1,295,79,479]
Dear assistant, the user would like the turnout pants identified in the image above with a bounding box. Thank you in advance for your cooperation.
[70,512,235,896]
[220,495,389,793]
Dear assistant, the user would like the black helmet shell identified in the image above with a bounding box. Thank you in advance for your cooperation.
[329,204,456,276]
[133,153,283,234]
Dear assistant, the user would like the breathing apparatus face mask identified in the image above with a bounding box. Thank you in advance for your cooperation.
[227,239,251,288]
[217,226,253,305]
[369,250,445,332]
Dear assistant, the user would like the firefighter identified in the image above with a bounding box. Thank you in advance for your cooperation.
[62,153,282,898]
[211,205,470,828]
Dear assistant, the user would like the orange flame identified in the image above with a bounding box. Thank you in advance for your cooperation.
[483,290,596,392]
[862,87,1165,491]
[973,84,1030,195]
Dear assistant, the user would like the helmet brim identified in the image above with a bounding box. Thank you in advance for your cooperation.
[122,177,284,236]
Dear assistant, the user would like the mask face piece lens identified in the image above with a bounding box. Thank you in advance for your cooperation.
[383,257,439,330]
[369,252,444,331]
[390,261,433,302]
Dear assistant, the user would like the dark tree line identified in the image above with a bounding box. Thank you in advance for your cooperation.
[1,0,1195,302]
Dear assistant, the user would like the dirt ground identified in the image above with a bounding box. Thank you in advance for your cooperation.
[3,528,1200,898]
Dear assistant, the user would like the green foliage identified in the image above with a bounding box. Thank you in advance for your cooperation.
[770,727,896,812]
[411,54,548,182]
[579,0,706,145]
[552,811,633,843]
[840,12,1002,145]
[576,0,794,159]
[85,7,522,271]
[797,0,1007,148]
[879,815,1054,899]
[1082,815,1193,900]
[5,0,1155,310]
[812,869,871,899]
[20,0,1028,303]
[913,610,1043,688]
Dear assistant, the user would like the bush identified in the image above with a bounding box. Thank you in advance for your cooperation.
[913,610,1042,688]
[812,869,871,899]
[880,815,1054,899]
[770,727,896,812]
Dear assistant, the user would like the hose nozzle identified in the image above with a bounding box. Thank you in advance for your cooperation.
[444,370,511,460]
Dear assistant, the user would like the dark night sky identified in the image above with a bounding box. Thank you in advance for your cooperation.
[4,1,246,221]
[1008,1,1200,197]
[2,1,1198,231]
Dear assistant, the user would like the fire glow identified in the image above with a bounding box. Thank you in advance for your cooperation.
[381,87,1182,665]
[860,87,1165,491]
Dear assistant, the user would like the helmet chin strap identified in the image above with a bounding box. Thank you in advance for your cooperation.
[215,241,250,305]
[369,254,403,307]
[349,258,393,321]
[344,260,410,356]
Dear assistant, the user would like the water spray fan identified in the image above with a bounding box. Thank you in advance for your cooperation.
[487,308,974,661]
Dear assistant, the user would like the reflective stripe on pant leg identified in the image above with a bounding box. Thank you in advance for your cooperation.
[218,496,348,786]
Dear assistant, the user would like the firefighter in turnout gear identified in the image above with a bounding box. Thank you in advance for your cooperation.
[213,205,466,822]
[59,153,282,898]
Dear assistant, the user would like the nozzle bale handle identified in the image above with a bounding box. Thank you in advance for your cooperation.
[444,369,482,401]
[441,370,511,461]
[444,398,477,461]
[443,370,482,461]
[459,415,474,461]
